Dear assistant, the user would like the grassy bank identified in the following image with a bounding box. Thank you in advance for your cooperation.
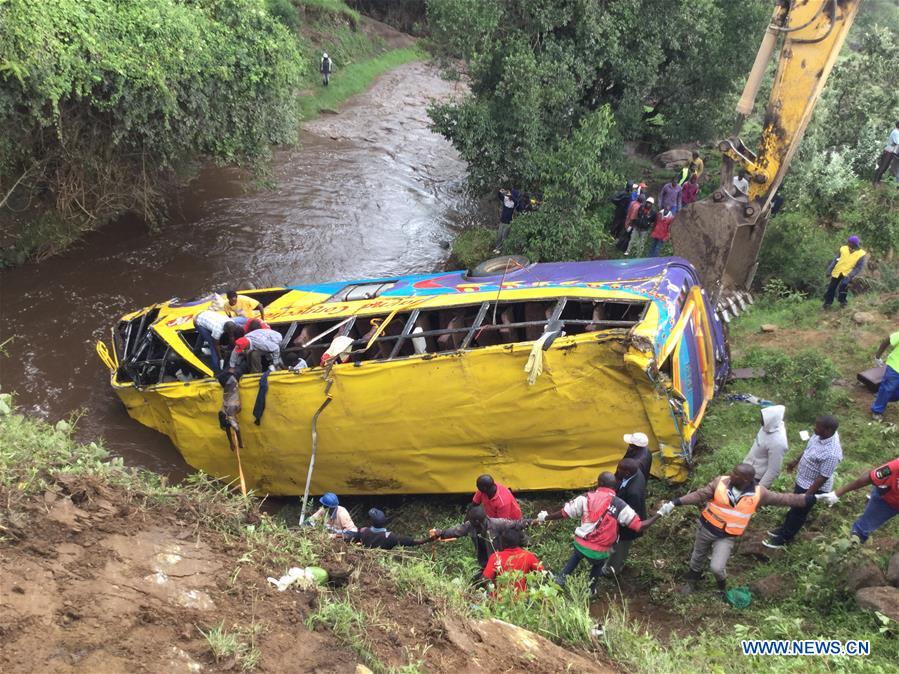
[298,45,423,120]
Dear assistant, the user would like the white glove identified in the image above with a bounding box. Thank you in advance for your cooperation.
[537,510,549,522]
[658,501,676,517]
[874,357,885,368]
[816,491,839,507]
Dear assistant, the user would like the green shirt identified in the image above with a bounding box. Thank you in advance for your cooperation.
[886,331,899,371]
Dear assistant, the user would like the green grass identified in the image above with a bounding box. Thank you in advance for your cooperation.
[298,46,423,120]
[301,0,361,22]
[450,226,495,269]
[197,620,263,671]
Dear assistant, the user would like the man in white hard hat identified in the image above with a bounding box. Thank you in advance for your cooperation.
[622,431,652,480]
[320,52,332,87]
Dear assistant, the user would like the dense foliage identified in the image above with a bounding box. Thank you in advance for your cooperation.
[0,0,301,257]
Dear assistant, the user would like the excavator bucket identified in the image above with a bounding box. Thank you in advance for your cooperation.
[671,197,767,309]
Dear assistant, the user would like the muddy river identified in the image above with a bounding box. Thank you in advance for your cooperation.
[0,62,475,476]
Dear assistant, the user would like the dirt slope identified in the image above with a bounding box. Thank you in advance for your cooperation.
[0,475,613,673]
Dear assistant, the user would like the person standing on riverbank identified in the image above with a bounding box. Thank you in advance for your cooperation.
[872,121,899,185]
[871,331,899,421]
[320,52,332,87]
[494,189,516,252]
[823,236,867,309]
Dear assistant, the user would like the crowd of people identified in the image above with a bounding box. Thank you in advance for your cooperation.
[305,425,898,603]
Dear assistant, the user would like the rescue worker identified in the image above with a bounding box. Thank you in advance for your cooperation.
[602,458,647,577]
[834,457,899,544]
[658,176,682,214]
[345,508,426,549]
[618,194,645,251]
[472,474,522,520]
[306,492,356,533]
[228,327,283,374]
[681,173,699,207]
[194,309,243,373]
[622,431,652,481]
[689,151,704,180]
[764,415,842,549]
[872,330,899,421]
[320,52,331,86]
[742,405,788,488]
[625,197,656,257]
[872,120,899,185]
[731,169,749,200]
[823,236,867,308]
[482,528,545,594]
[538,472,657,594]
[658,463,835,598]
[224,290,264,320]
[430,504,531,571]
[494,189,516,252]
[647,207,674,257]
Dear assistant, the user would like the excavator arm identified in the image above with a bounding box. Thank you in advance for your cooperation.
[671,0,862,311]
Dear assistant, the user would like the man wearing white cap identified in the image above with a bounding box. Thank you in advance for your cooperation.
[623,431,652,480]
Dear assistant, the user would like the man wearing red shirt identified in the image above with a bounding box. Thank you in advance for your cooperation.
[483,529,544,593]
[473,474,522,520]
[835,457,899,543]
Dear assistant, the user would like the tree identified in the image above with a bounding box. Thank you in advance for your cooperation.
[0,0,301,258]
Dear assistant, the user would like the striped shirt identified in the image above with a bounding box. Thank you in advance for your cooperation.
[796,432,843,492]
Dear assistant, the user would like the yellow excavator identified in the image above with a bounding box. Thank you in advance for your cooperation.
[671,0,862,316]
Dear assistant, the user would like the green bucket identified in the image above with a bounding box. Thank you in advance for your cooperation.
[726,587,752,608]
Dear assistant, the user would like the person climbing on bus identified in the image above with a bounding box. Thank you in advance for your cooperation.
[224,290,264,320]
[229,327,284,374]
[823,236,867,309]
[473,474,522,520]
[194,309,243,373]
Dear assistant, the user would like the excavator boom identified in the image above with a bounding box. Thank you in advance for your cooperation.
[671,0,863,309]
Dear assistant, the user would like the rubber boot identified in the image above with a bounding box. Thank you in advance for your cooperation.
[716,577,727,602]
[679,569,701,595]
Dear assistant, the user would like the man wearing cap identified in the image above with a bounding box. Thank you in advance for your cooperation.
[625,197,656,257]
[229,327,283,374]
[623,432,652,480]
[472,474,522,520]
[306,492,356,533]
[345,509,426,549]
[823,236,866,309]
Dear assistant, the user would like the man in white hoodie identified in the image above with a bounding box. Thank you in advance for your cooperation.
[742,405,788,488]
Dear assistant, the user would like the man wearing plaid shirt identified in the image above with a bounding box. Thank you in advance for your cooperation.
[764,415,842,549]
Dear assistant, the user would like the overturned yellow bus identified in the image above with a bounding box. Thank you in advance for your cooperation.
[98,257,730,495]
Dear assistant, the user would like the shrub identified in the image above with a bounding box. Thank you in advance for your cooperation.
[0,0,302,259]
[741,348,838,422]
[451,226,495,269]
[266,0,300,29]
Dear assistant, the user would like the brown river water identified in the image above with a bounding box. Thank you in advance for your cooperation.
[0,62,476,477]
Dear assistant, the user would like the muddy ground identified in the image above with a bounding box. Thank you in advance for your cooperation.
[0,475,615,673]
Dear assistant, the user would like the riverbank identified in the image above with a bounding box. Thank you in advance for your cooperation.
[0,1,424,267]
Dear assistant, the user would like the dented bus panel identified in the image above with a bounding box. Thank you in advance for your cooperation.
[101,258,729,494]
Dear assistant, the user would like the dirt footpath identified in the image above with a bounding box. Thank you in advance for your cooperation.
[0,476,614,673]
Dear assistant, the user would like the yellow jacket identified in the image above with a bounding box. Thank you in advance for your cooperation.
[829,245,866,278]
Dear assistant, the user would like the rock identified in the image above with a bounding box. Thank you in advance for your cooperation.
[760,323,778,333]
[852,311,877,325]
[355,666,374,674]
[855,586,899,623]
[887,553,899,587]
[845,561,888,593]
[655,149,693,168]
[749,574,793,600]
